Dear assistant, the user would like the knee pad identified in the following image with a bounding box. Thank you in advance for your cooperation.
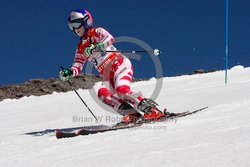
[98,87,111,99]
[116,85,131,95]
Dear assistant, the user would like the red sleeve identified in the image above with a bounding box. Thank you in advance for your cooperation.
[93,27,115,47]
[71,42,89,76]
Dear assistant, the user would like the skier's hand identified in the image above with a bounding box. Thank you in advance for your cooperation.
[85,44,96,57]
[85,42,104,57]
[95,42,104,51]
[59,68,73,81]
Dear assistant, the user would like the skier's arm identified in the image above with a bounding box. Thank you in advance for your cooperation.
[95,27,115,48]
[71,47,87,76]
[84,27,115,57]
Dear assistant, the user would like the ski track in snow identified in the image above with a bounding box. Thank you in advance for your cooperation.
[1,66,250,167]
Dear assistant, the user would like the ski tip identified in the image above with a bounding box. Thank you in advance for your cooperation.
[55,130,61,139]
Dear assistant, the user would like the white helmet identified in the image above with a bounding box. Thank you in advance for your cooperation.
[68,9,93,31]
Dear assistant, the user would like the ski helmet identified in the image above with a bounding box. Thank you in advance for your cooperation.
[68,9,93,31]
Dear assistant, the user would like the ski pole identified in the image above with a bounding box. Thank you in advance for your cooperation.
[60,66,98,121]
[95,48,162,56]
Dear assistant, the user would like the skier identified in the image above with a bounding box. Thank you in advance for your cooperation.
[59,9,166,123]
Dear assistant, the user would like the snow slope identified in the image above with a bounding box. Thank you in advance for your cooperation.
[1,66,250,167]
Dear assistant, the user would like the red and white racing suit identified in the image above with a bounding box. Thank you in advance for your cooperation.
[71,27,144,113]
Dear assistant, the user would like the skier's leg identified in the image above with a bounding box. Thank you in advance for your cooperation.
[113,56,144,108]
[97,81,140,117]
[113,56,165,119]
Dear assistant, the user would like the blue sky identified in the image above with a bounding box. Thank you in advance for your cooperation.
[0,0,249,85]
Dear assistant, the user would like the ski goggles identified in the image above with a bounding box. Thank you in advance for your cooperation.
[68,19,83,31]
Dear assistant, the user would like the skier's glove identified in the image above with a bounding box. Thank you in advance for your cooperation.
[59,68,73,81]
[84,42,104,57]
[95,42,104,51]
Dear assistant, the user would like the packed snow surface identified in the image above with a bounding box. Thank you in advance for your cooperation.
[1,66,250,167]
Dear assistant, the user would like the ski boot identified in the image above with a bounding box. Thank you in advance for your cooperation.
[137,98,166,120]
[116,102,143,126]
[122,112,143,123]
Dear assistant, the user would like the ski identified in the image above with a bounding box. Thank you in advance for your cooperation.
[56,106,208,139]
